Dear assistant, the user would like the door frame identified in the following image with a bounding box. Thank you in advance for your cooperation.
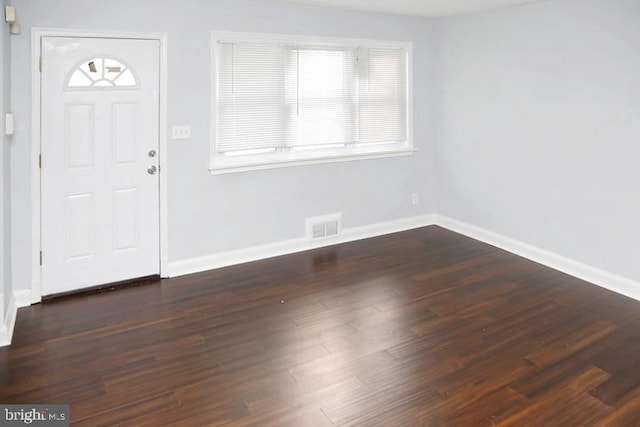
[30,28,170,303]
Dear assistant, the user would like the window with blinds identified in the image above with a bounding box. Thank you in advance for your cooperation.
[211,32,413,173]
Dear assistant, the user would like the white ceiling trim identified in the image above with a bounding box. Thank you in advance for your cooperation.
[256,0,545,17]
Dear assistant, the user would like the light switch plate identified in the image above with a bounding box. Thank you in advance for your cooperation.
[171,125,191,140]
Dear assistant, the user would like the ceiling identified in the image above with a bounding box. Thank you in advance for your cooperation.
[257,0,545,17]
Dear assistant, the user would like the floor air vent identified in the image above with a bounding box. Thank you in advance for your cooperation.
[306,214,342,241]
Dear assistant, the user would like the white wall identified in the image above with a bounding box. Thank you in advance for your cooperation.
[437,0,640,282]
[9,0,438,292]
[1,0,11,336]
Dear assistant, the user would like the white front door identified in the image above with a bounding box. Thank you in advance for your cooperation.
[41,37,161,296]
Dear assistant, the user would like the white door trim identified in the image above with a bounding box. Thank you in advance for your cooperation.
[31,28,170,304]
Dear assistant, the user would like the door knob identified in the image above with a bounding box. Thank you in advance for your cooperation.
[147,165,157,175]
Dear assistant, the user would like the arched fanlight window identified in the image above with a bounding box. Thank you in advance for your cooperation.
[66,57,138,89]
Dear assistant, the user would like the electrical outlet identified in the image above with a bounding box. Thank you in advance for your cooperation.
[412,193,419,205]
[171,125,191,140]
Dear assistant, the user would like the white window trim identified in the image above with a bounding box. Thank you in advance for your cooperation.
[209,31,414,175]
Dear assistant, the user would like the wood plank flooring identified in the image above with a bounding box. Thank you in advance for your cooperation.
[2,226,640,426]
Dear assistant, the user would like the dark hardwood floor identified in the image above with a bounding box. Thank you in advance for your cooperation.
[2,226,640,426]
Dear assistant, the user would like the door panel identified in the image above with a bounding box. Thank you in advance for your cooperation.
[65,104,95,168]
[113,188,139,251]
[113,103,139,164]
[66,193,95,260]
[41,37,160,296]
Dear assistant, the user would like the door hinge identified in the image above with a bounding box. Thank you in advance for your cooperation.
[39,154,42,169]
[40,251,43,265]
[39,57,42,72]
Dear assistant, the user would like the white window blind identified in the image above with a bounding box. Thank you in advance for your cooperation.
[357,47,408,145]
[287,47,357,149]
[213,33,412,171]
[218,42,286,153]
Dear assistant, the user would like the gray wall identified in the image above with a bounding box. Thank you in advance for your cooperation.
[1,0,11,320]
[9,0,438,292]
[437,0,640,282]
[8,0,640,299]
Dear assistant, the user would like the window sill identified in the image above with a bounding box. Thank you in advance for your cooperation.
[209,147,417,175]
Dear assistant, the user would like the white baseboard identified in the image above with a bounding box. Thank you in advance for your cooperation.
[13,210,637,323]
[168,213,640,303]
[0,293,17,347]
[169,214,437,277]
[435,215,640,302]
[14,289,34,308]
